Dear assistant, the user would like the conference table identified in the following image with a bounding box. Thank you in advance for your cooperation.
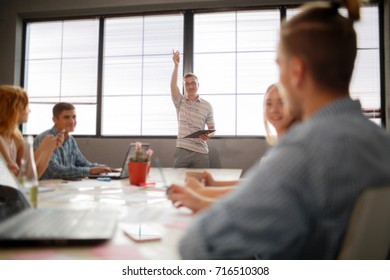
[0,168,242,260]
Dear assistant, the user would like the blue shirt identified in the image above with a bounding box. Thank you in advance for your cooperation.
[179,97,390,259]
[33,127,102,180]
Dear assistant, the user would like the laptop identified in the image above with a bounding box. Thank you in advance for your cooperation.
[0,155,118,246]
[89,143,149,180]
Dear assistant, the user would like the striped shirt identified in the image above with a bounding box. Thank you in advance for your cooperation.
[179,97,390,259]
[172,94,214,154]
[33,127,103,180]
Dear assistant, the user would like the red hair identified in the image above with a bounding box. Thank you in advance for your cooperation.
[0,85,28,139]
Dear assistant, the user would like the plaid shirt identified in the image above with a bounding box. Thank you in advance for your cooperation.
[34,127,102,180]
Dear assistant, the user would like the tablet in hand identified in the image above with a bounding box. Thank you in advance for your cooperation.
[184,129,216,139]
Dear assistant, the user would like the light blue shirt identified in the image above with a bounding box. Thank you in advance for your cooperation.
[179,97,390,259]
[33,127,102,180]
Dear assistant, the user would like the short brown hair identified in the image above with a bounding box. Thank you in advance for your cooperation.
[183,73,198,81]
[280,1,359,93]
[52,102,75,118]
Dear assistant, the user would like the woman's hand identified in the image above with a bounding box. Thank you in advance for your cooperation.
[7,162,19,176]
[167,183,213,213]
[202,171,216,186]
[185,176,205,191]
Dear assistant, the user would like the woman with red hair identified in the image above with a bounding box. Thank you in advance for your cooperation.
[0,85,64,178]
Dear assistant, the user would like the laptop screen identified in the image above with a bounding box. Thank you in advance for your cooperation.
[88,143,150,179]
[121,143,150,177]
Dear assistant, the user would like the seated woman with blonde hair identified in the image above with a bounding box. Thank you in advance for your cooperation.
[167,83,297,212]
[0,85,64,178]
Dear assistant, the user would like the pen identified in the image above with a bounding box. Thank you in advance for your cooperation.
[155,158,168,191]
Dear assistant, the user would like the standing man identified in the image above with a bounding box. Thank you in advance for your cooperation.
[34,102,114,180]
[177,0,390,259]
[170,50,215,168]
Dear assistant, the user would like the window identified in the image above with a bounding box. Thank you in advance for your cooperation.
[24,19,99,135]
[22,4,382,136]
[193,10,280,136]
[23,14,183,136]
[102,14,184,136]
[344,6,381,125]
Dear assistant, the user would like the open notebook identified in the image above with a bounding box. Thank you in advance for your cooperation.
[0,154,118,246]
[89,143,149,179]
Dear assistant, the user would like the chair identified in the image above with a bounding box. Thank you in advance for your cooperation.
[338,186,390,259]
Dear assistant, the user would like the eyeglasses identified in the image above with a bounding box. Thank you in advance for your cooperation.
[184,81,198,87]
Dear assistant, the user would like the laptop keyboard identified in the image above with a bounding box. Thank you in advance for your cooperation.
[16,210,88,238]
[0,208,117,239]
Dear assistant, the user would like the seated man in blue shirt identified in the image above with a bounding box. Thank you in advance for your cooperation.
[176,0,390,259]
[34,102,114,180]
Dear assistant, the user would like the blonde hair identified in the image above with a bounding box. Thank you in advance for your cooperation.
[264,84,277,144]
[263,84,291,145]
[0,85,28,140]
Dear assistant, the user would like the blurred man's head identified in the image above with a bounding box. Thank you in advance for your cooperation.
[276,1,359,119]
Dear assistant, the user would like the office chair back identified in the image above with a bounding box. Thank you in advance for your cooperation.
[338,185,390,259]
